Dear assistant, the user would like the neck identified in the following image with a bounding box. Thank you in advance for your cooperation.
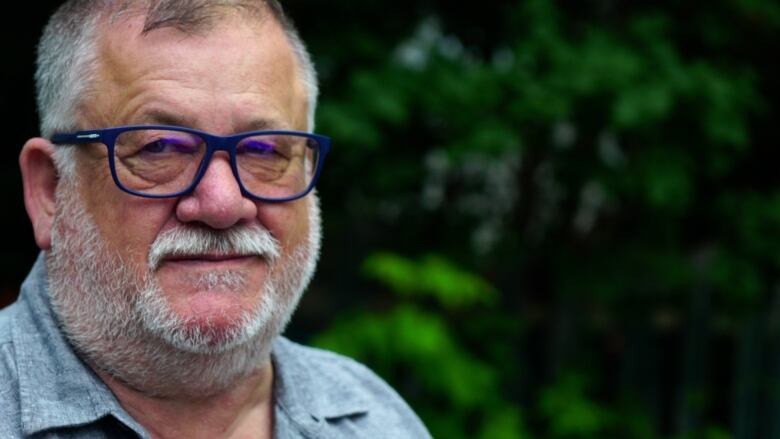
[97,360,275,439]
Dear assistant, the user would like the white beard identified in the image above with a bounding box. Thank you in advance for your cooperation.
[45,178,321,398]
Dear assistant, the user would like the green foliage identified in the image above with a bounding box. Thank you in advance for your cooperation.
[538,373,613,438]
[315,252,524,438]
[362,252,496,308]
[288,0,779,437]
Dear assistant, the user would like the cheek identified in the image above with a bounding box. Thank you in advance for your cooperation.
[79,183,177,265]
[257,200,310,251]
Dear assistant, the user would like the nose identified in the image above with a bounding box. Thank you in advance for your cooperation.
[175,153,258,229]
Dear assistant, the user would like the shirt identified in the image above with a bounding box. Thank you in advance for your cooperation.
[0,255,432,438]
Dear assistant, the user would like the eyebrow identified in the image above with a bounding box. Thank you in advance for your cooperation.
[136,109,287,133]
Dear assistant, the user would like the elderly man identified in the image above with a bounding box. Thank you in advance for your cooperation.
[0,1,431,438]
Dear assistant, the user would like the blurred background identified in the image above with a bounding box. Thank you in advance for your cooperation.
[2,0,780,438]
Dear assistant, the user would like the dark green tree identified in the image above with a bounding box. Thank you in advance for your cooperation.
[285,0,780,437]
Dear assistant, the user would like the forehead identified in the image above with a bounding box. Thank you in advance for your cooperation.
[85,11,307,131]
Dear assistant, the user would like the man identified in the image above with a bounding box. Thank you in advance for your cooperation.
[0,1,431,438]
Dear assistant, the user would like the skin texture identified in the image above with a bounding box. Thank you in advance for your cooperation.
[20,9,312,439]
[82,12,310,333]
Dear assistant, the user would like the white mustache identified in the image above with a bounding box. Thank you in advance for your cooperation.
[148,224,281,270]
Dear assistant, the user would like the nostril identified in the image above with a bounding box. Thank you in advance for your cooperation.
[175,163,258,230]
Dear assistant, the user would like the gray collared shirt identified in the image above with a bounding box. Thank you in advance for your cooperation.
[0,255,432,438]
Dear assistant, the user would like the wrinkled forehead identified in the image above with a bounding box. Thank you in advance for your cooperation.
[95,9,285,69]
[82,7,308,131]
[93,1,288,77]
[101,1,267,36]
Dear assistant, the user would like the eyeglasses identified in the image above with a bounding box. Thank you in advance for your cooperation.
[51,125,331,202]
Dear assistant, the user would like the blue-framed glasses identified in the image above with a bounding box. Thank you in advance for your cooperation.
[51,125,331,203]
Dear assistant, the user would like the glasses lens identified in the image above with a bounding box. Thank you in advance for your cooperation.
[113,129,206,196]
[235,134,319,200]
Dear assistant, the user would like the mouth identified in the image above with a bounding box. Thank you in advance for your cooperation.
[161,253,260,267]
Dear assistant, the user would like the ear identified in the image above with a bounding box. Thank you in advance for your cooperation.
[19,138,59,250]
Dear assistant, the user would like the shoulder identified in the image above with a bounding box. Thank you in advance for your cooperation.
[274,337,431,438]
[276,336,391,393]
[0,301,15,343]
[0,303,23,437]
[0,302,20,381]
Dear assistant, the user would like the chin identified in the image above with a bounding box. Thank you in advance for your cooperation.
[138,283,276,355]
[179,318,252,349]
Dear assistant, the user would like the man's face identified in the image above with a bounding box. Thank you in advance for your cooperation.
[57,14,315,352]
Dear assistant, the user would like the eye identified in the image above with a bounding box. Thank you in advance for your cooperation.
[141,137,198,154]
[141,140,167,153]
[238,140,278,156]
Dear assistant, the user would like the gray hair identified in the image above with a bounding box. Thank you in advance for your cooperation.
[36,0,319,178]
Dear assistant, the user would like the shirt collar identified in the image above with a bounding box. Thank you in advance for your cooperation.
[11,254,147,437]
[272,337,369,431]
